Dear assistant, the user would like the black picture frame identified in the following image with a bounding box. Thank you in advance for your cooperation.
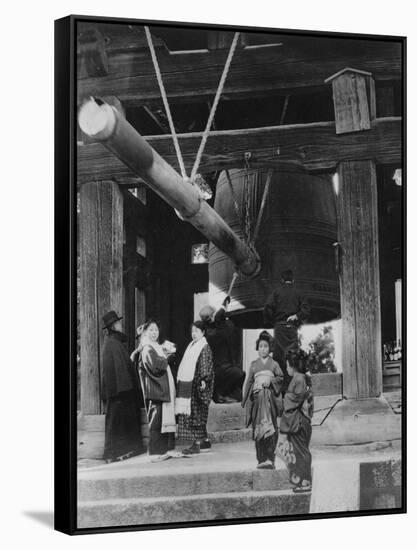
[55,14,406,535]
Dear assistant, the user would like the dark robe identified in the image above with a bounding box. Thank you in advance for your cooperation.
[177,343,214,441]
[101,331,143,461]
[204,307,245,401]
[279,372,313,483]
[263,283,310,380]
[242,357,284,464]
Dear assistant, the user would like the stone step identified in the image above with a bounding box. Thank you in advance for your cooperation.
[78,466,292,502]
[77,489,311,528]
[207,402,246,432]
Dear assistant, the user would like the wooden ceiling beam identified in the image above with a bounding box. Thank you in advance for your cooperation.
[77,38,401,105]
[77,117,401,184]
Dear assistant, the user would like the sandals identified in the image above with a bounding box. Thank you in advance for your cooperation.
[150,453,172,463]
[105,451,134,464]
[293,482,312,493]
[257,460,275,470]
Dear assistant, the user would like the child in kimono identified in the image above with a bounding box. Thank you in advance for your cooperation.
[242,331,284,469]
[278,348,314,492]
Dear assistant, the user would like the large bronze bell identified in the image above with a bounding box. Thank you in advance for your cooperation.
[208,167,340,327]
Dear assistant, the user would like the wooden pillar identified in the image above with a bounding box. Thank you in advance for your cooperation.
[79,180,124,414]
[337,160,382,398]
[326,67,382,399]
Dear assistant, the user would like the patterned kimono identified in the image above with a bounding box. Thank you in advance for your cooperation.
[177,344,214,441]
[279,372,313,484]
[242,357,284,464]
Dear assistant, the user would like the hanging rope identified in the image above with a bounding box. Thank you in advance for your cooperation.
[144,26,187,179]
[227,169,273,298]
[252,169,273,245]
[190,32,240,182]
[243,169,252,243]
[225,170,245,235]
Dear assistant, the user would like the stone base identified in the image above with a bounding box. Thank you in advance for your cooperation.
[207,402,246,432]
[312,396,401,446]
[78,394,402,459]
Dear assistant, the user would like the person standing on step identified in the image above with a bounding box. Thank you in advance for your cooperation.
[242,331,284,470]
[176,320,214,455]
[130,320,177,463]
[200,296,245,403]
[101,311,144,464]
[277,348,314,493]
[263,269,310,386]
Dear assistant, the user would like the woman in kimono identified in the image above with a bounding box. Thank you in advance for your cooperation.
[131,320,177,462]
[242,331,284,470]
[176,320,214,455]
[278,348,314,492]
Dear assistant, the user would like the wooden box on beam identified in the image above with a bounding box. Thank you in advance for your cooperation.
[325,67,375,134]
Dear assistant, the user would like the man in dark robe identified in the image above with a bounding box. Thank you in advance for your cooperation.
[101,310,144,462]
[263,270,310,385]
[200,296,245,403]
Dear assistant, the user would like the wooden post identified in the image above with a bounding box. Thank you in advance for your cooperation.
[337,160,382,398]
[79,180,124,414]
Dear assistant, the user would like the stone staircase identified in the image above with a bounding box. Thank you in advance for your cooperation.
[77,441,310,528]
[77,393,402,528]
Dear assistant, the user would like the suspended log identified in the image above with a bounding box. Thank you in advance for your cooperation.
[78,98,260,278]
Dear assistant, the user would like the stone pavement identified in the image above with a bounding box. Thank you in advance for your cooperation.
[77,439,402,528]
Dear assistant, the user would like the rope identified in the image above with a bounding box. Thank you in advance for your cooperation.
[252,169,273,244]
[144,26,187,179]
[227,169,273,297]
[227,272,239,297]
[243,169,252,243]
[225,170,245,235]
[190,32,240,182]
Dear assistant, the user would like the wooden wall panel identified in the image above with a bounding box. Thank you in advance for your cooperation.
[79,181,124,414]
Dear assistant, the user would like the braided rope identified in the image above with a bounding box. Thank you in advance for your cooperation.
[252,169,273,244]
[190,32,240,182]
[144,26,187,179]
[225,170,245,235]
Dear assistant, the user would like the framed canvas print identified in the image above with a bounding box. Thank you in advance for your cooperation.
[54,14,406,535]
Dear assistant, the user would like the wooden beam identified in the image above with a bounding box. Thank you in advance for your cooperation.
[77,38,401,106]
[78,28,109,78]
[337,160,383,398]
[376,82,396,117]
[207,30,237,50]
[79,181,124,414]
[77,117,401,183]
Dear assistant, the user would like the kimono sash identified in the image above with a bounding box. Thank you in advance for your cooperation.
[175,337,208,416]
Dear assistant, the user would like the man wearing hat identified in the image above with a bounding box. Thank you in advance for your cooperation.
[263,270,310,386]
[101,310,144,463]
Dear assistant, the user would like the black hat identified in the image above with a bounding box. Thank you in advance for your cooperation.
[102,310,123,330]
[281,269,294,282]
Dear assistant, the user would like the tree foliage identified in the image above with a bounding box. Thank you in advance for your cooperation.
[304,325,337,373]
